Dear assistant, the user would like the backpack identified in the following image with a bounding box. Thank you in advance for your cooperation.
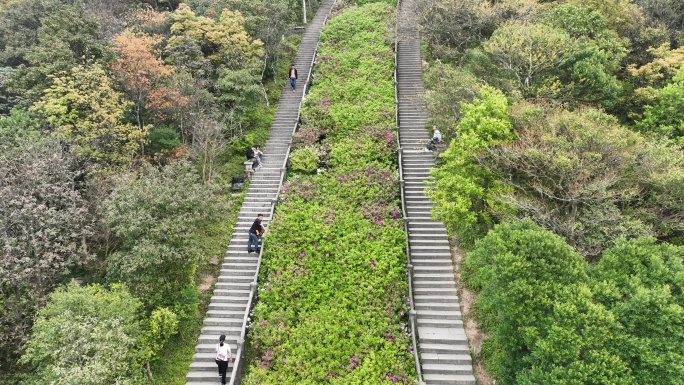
[246,147,255,160]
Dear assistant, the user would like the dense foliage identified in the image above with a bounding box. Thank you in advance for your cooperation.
[244,2,415,384]
[464,221,684,385]
[419,0,684,383]
[19,282,178,385]
[0,0,308,381]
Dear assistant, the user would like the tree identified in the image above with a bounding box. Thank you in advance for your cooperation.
[216,66,262,128]
[428,85,514,245]
[101,160,222,308]
[188,116,230,182]
[465,220,632,384]
[636,67,684,141]
[4,1,111,103]
[0,130,92,375]
[541,3,626,107]
[19,282,143,385]
[478,105,659,258]
[416,0,495,65]
[30,64,144,168]
[111,30,172,141]
[423,62,482,142]
[592,238,684,385]
[636,0,684,46]
[483,21,574,95]
[167,4,263,71]
[209,0,296,78]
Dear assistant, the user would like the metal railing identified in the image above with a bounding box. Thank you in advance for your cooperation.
[394,0,425,383]
[227,5,332,385]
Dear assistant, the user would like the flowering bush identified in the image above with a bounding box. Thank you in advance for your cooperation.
[245,3,416,384]
[289,146,319,174]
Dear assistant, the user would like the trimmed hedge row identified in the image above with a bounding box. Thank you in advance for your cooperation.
[243,3,416,384]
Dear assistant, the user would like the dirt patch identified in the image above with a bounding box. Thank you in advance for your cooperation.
[452,246,496,385]
[198,255,221,293]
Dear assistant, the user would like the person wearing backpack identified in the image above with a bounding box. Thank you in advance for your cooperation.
[215,334,232,385]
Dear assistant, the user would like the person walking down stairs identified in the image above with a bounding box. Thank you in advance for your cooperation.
[288,64,298,92]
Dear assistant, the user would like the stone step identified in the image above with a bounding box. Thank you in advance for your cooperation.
[205,310,246,319]
[421,346,472,358]
[418,325,468,339]
[411,258,453,267]
[195,343,238,353]
[414,280,455,289]
[203,317,243,327]
[415,302,460,312]
[221,262,258,270]
[207,303,247,311]
[414,295,459,303]
[189,360,235,372]
[423,364,474,375]
[186,372,233,382]
[413,287,458,297]
[409,245,452,253]
[422,373,476,385]
[416,316,463,328]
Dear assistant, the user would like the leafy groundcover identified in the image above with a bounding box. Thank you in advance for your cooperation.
[243,2,416,384]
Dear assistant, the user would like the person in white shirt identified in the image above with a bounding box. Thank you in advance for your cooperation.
[215,334,232,385]
[426,125,443,151]
[432,126,442,142]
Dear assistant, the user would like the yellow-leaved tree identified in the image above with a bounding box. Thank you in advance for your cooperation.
[31,64,145,167]
[168,3,263,70]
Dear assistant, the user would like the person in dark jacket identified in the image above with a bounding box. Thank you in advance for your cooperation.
[246,144,261,169]
[248,214,265,253]
[288,64,298,92]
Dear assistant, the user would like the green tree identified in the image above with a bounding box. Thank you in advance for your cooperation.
[483,21,574,95]
[636,0,684,46]
[4,0,111,103]
[479,105,656,258]
[19,282,143,385]
[101,160,222,308]
[592,238,684,384]
[428,85,514,245]
[636,66,684,141]
[423,62,482,142]
[542,3,626,107]
[465,220,632,384]
[31,64,144,167]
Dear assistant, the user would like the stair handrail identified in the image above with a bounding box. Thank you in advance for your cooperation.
[394,0,424,383]
[228,5,333,385]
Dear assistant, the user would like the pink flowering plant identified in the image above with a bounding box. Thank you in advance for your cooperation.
[244,3,415,385]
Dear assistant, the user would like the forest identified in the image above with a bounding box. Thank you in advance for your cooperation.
[419,0,684,383]
[0,0,322,383]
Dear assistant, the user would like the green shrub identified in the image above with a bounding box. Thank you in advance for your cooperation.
[289,145,319,174]
[465,221,632,384]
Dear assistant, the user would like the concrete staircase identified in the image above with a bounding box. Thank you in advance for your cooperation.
[185,1,335,384]
[396,1,477,385]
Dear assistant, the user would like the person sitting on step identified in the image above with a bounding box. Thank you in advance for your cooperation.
[246,144,261,170]
[425,125,443,152]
